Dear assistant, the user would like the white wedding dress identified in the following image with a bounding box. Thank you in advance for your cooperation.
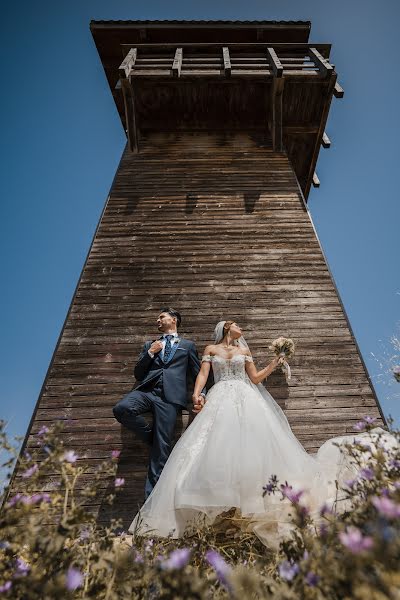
[128,353,395,548]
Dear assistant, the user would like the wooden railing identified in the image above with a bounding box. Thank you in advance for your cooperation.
[119,43,338,81]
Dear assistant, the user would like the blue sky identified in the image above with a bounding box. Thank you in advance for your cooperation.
[1,0,399,451]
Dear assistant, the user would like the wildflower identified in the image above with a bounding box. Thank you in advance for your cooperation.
[65,567,83,591]
[344,478,357,489]
[263,474,278,495]
[111,450,121,459]
[339,526,374,554]
[7,493,25,507]
[319,502,334,517]
[280,483,304,504]
[302,549,309,561]
[134,552,144,563]
[205,550,232,588]
[21,464,38,478]
[305,571,320,586]
[37,425,49,436]
[278,559,299,581]
[115,478,125,488]
[319,523,329,537]
[359,467,374,481]
[389,458,400,469]
[371,495,400,518]
[161,548,191,570]
[15,557,30,576]
[79,527,90,540]
[62,450,79,463]
[0,582,12,593]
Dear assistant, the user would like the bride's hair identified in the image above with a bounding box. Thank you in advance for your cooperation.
[223,320,235,335]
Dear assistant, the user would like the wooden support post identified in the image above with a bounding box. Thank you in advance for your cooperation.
[121,79,139,153]
[309,48,334,78]
[333,82,344,98]
[322,132,331,148]
[312,172,320,187]
[172,48,183,77]
[266,47,283,77]
[270,77,285,152]
[222,47,231,77]
[118,48,137,79]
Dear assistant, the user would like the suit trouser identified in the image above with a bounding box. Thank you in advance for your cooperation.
[113,381,180,499]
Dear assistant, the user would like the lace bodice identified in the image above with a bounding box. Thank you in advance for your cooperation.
[201,353,253,383]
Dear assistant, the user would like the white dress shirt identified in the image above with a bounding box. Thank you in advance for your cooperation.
[148,332,179,359]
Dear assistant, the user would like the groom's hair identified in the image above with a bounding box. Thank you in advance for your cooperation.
[160,307,182,328]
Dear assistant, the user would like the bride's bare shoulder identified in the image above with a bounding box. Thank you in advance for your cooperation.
[203,344,217,356]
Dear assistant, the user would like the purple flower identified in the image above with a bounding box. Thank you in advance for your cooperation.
[371,496,400,518]
[111,450,121,459]
[205,550,232,588]
[0,582,12,593]
[134,552,143,563]
[65,567,83,591]
[281,484,304,504]
[302,549,309,561]
[263,474,278,495]
[354,421,367,432]
[305,571,320,586]
[319,523,329,537]
[24,493,51,505]
[7,493,25,507]
[344,478,357,490]
[319,502,334,517]
[15,557,30,576]
[359,467,374,481]
[278,559,300,581]
[339,527,374,554]
[37,425,49,436]
[115,478,125,488]
[161,548,191,570]
[21,464,38,479]
[79,527,90,540]
[62,450,79,463]
[389,458,400,469]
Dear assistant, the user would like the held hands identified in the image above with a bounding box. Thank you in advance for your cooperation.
[273,354,286,369]
[192,395,205,414]
[149,340,163,355]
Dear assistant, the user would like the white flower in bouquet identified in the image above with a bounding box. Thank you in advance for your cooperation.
[269,337,295,381]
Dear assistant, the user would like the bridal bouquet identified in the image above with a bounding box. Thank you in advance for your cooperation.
[269,337,295,381]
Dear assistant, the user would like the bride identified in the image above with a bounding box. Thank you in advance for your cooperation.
[128,320,394,547]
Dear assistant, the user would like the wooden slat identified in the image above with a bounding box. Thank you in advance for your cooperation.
[333,81,344,98]
[309,48,334,78]
[312,172,320,187]
[222,47,231,77]
[118,48,137,79]
[266,47,283,77]
[172,47,183,77]
[322,132,331,148]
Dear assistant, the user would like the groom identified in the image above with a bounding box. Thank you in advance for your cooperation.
[113,308,206,499]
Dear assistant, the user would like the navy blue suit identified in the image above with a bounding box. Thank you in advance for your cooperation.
[113,336,205,499]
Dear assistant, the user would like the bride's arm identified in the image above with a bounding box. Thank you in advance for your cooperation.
[192,345,212,411]
[245,351,284,384]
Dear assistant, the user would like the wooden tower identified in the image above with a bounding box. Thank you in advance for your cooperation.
[7,20,387,527]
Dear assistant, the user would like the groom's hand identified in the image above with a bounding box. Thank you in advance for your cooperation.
[149,340,163,355]
[192,395,205,414]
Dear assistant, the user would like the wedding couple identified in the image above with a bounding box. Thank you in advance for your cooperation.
[113,308,390,546]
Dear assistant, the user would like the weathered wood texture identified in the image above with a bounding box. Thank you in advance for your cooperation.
[9,132,385,526]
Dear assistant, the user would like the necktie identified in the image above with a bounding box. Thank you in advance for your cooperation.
[163,335,173,362]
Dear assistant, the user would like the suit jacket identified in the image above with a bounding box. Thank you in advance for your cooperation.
[133,337,206,407]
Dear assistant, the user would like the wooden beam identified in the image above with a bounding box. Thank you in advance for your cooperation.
[118,48,137,79]
[270,77,285,151]
[121,79,139,153]
[312,172,320,187]
[322,132,331,148]
[172,48,183,78]
[222,47,231,77]
[333,82,344,98]
[309,48,334,78]
[266,47,283,77]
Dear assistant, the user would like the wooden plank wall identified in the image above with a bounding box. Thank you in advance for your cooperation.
[13,131,385,527]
